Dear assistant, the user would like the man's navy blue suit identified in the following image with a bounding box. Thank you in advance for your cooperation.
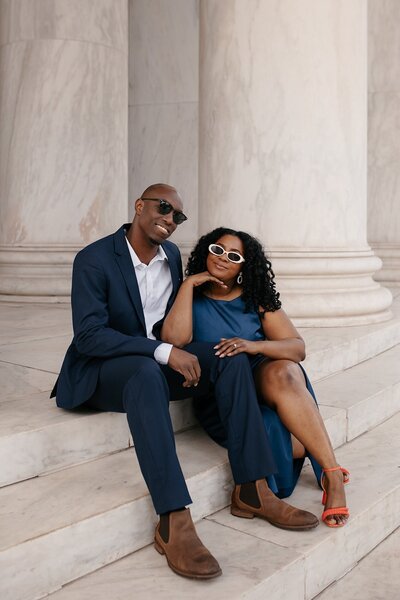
[52,224,277,514]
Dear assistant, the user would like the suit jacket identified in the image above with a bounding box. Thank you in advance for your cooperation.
[51,224,183,409]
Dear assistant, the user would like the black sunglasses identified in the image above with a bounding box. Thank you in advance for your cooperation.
[141,198,188,225]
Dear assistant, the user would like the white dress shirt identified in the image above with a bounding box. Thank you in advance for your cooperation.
[125,237,173,365]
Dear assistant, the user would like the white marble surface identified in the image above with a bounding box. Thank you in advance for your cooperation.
[368,91,400,245]
[48,519,304,600]
[0,303,72,346]
[128,0,199,250]
[0,362,55,400]
[0,334,71,373]
[0,0,128,297]
[129,0,198,105]
[0,39,127,247]
[368,0,400,93]
[315,344,400,440]
[301,294,400,380]
[0,395,131,487]
[318,527,400,600]
[199,0,367,247]
[368,1,400,285]
[129,102,199,245]
[0,0,127,50]
[0,428,228,551]
[0,430,232,600]
[0,392,196,487]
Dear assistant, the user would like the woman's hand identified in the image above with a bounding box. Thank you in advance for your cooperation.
[214,337,260,357]
[185,271,227,288]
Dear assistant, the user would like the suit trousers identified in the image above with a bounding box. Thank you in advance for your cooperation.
[85,342,277,514]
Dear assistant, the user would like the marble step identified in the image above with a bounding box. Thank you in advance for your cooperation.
[0,428,233,600]
[2,341,400,489]
[0,392,194,487]
[300,293,400,381]
[317,527,400,600]
[314,343,400,442]
[1,294,400,378]
[40,412,400,600]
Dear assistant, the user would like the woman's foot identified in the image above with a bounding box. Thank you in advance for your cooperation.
[321,467,349,527]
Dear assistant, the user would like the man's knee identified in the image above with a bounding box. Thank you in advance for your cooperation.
[124,357,166,393]
[133,356,163,377]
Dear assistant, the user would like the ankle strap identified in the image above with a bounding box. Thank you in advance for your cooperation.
[322,466,342,473]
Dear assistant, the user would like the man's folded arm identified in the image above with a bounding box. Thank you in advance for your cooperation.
[71,254,161,358]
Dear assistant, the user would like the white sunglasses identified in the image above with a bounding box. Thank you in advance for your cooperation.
[208,244,245,264]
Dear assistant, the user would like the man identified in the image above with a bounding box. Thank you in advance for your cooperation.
[52,183,318,580]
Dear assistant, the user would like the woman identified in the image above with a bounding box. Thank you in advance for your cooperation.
[161,227,349,527]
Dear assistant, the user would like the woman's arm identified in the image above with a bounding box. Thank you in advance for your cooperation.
[161,272,227,347]
[214,308,306,362]
[258,307,306,362]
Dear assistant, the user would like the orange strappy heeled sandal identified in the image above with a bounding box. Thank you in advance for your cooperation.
[321,466,350,528]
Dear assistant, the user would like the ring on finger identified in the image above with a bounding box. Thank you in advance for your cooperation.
[233,343,237,349]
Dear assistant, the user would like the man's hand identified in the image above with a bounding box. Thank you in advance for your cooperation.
[168,347,201,387]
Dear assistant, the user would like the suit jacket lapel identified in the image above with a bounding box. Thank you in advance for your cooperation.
[113,225,147,332]
[162,243,181,311]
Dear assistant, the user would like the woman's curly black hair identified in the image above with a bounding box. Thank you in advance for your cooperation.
[186,227,282,315]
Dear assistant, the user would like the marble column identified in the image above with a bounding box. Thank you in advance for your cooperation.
[129,0,199,265]
[199,0,392,326]
[368,0,400,287]
[0,0,128,300]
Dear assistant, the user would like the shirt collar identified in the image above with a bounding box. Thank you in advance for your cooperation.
[125,237,168,268]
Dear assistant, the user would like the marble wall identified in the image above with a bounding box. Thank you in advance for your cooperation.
[128,0,199,258]
[0,0,128,297]
[368,0,400,285]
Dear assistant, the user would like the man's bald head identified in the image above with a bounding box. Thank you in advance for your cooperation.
[141,183,178,198]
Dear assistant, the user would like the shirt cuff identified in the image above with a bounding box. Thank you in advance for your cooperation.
[154,342,173,365]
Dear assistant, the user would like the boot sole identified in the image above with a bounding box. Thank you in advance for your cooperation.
[154,540,222,579]
[231,506,319,531]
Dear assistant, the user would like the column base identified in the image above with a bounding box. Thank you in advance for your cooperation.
[0,245,78,301]
[269,248,393,327]
[371,244,400,288]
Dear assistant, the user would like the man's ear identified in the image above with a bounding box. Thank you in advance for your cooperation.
[135,198,144,215]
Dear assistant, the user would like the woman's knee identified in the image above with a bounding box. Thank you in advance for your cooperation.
[260,359,303,388]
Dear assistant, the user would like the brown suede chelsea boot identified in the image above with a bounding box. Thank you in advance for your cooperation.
[231,479,319,530]
[154,508,222,579]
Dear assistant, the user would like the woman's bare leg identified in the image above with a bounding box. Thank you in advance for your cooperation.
[254,359,347,525]
[291,435,306,459]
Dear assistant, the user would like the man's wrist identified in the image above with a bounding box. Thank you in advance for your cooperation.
[154,343,173,365]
